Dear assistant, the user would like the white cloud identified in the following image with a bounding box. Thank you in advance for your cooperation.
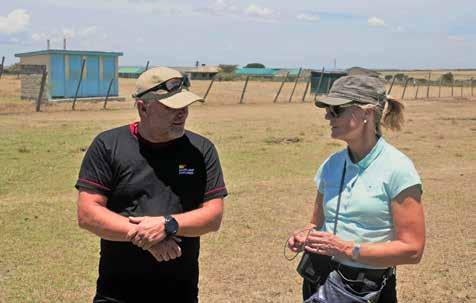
[245,4,277,19]
[0,9,30,34]
[297,13,320,23]
[368,16,386,27]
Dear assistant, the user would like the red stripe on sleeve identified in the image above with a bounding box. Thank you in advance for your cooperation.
[78,178,111,191]
[205,186,226,195]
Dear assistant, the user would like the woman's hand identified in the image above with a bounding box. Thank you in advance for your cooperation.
[304,230,353,258]
[287,229,311,252]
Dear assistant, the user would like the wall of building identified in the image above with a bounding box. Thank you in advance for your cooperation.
[19,65,48,100]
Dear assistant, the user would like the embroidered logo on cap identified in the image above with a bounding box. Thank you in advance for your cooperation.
[178,164,195,175]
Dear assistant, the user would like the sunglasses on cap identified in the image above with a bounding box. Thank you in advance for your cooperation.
[136,76,191,99]
[326,103,358,118]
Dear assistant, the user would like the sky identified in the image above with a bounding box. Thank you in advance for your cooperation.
[1,0,475,69]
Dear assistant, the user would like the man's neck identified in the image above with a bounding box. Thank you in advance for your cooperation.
[137,123,183,143]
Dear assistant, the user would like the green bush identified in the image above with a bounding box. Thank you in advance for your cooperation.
[244,63,265,68]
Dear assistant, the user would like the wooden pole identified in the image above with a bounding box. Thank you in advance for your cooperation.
[438,77,443,98]
[203,76,215,101]
[414,81,419,99]
[273,72,289,103]
[387,75,396,95]
[426,72,431,98]
[239,76,250,104]
[461,80,464,97]
[451,79,455,97]
[314,67,325,101]
[72,58,86,110]
[288,68,302,103]
[36,68,48,112]
[145,60,150,71]
[103,78,114,109]
[401,78,409,99]
[0,56,5,79]
[471,78,474,97]
[302,78,311,102]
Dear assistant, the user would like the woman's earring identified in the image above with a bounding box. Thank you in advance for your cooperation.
[364,119,368,124]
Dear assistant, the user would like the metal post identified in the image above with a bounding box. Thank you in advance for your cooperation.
[302,78,311,102]
[426,72,431,98]
[471,78,474,97]
[145,60,150,71]
[239,76,250,104]
[314,67,325,101]
[451,79,455,97]
[414,81,419,99]
[401,78,409,99]
[438,77,443,98]
[288,68,302,103]
[203,76,215,101]
[273,72,289,103]
[103,78,114,109]
[36,68,48,112]
[72,58,86,110]
[387,75,396,95]
[0,56,5,79]
[461,80,464,97]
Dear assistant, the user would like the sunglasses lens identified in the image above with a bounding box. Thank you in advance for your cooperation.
[165,78,183,92]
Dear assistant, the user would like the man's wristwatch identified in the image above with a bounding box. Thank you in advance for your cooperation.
[164,215,179,237]
[351,243,361,261]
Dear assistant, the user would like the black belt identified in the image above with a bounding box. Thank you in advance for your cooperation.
[332,262,394,283]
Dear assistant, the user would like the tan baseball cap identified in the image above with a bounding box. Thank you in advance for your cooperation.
[134,66,204,109]
[315,75,387,108]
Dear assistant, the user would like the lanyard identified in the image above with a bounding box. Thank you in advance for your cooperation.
[332,160,347,235]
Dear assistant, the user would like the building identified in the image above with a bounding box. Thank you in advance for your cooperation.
[235,67,278,77]
[118,66,146,79]
[171,65,219,80]
[15,49,123,100]
[310,69,348,94]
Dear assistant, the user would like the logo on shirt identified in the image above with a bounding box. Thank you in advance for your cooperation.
[178,164,195,175]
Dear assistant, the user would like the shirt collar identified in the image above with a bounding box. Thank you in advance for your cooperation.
[345,137,386,170]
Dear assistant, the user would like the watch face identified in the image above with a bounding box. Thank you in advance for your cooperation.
[165,216,178,235]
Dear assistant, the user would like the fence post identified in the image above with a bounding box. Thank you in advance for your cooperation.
[203,76,215,101]
[401,77,409,99]
[314,67,325,101]
[103,78,114,109]
[438,77,443,98]
[326,78,332,94]
[451,79,455,97]
[273,72,289,103]
[414,80,419,99]
[302,78,311,102]
[72,58,86,110]
[426,72,431,98]
[145,60,150,71]
[0,56,5,79]
[461,80,464,97]
[288,68,302,103]
[471,78,474,97]
[387,75,396,95]
[36,67,48,112]
[239,76,250,104]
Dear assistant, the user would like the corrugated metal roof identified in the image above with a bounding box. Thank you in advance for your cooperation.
[235,68,277,76]
[15,49,123,57]
[169,66,219,73]
[119,66,146,74]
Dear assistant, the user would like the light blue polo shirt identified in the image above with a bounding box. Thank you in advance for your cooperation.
[315,137,422,269]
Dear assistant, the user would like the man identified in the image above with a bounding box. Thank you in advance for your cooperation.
[76,66,227,303]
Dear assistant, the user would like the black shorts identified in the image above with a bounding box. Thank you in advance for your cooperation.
[93,276,199,303]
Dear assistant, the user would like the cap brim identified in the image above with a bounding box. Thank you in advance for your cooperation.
[314,95,353,108]
[159,90,204,109]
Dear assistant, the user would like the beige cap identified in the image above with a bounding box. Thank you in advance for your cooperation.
[134,66,204,109]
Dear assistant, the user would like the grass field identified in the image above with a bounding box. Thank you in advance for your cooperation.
[0,75,475,302]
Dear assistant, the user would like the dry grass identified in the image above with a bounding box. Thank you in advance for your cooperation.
[0,76,475,302]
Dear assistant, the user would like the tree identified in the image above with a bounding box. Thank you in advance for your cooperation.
[384,75,393,81]
[5,63,22,74]
[244,63,265,68]
[394,73,407,81]
[218,64,238,73]
[441,72,454,83]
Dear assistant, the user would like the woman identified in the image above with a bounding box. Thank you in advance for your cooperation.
[287,75,425,302]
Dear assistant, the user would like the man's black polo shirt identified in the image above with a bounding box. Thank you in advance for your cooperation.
[75,122,227,298]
